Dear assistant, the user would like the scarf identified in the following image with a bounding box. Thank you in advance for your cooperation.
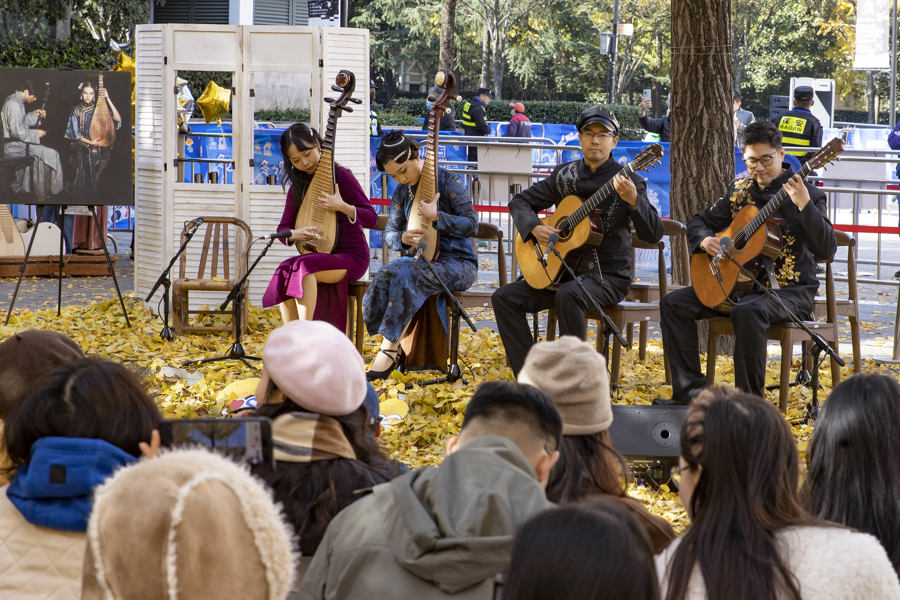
[272,411,357,463]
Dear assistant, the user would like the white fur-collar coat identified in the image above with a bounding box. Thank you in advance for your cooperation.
[656,525,900,599]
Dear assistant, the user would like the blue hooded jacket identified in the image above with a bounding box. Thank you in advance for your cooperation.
[6,437,137,532]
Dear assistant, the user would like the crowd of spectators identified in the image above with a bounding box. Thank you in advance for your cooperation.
[0,325,898,599]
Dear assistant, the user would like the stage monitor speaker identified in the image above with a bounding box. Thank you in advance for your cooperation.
[610,404,689,490]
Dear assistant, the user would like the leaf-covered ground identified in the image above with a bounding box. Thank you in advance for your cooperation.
[5,296,898,533]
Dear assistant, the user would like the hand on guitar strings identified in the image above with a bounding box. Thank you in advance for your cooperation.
[529,224,560,247]
[612,172,638,207]
[700,236,722,257]
[782,173,810,211]
[416,192,440,223]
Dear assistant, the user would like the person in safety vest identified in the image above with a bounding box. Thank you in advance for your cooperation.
[775,85,822,164]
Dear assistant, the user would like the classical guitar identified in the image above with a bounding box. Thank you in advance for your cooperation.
[514,144,664,289]
[89,74,117,148]
[691,137,844,312]
[406,70,457,261]
[294,70,361,254]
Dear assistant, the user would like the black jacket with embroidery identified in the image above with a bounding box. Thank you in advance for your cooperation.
[509,155,663,288]
[686,163,836,306]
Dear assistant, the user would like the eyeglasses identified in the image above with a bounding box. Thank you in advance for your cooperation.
[742,152,777,168]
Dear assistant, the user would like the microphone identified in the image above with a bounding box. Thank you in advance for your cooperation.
[413,241,429,262]
[268,231,293,240]
[713,236,732,266]
[185,217,204,237]
[545,233,560,260]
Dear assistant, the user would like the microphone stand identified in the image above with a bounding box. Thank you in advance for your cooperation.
[182,236,278,368]
[720,247,844,422]
[411,247,478,387]
[145,219,203,341]
[546,244,629,353]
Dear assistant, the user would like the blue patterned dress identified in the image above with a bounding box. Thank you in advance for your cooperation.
[362,168,478,342]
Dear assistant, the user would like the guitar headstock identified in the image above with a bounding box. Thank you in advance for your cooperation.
[325,70,361,114]
[632,143,664,172]
[807,137,844,172]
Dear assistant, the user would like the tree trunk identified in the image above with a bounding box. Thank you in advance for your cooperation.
[492,27,504,99]
[480,25,491,89]
[670,0,733,350]
[867,71,876,124]
[439,0,457,72]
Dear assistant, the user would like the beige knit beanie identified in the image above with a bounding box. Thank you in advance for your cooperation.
[82,448,298,600]
[518,336,613,435]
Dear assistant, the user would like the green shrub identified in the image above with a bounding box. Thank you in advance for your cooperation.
[0,34,108,70]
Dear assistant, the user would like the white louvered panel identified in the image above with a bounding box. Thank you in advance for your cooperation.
[247,186,297,305]
[321,28,369,190]
[135,25,169,304]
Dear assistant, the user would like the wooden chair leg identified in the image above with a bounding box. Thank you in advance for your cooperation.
[638,321,648,362]
[778,339,792,412]
[849,317,861,373]
[546,310,557,341]
[626,323,634,347]
[829,341,842,387]
[706,329,719,385]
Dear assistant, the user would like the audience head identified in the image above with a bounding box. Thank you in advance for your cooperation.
[665,387,808,600]
[505,498,659,600]
[82,448,297,600]
[509,102,526,115]
[258,320,366,416]
[0,329,85,419]
[733,90,742,110]
[802,374,900,573]
[452,381,561,485]
[4,358,160,465]
[518,337,626,502]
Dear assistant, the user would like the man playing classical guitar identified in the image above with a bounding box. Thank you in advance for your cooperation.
[492,106,663,376]
[655,120,836,405]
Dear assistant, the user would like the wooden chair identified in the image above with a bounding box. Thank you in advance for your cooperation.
[547,221,687,385]
[813,230,860,373]
[348,214,389,350]
[346,220,507,353]
[704,250,842,413]
[171,216,252,337]
[0,126,37,202]
[624,220,691,361]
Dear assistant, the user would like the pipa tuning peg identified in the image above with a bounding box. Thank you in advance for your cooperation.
[342,106,354,113]
[325,97,336,103]
[350,97,363,104]
[331,85,344,93]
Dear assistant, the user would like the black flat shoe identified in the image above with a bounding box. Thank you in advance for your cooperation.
[366,348,404,381]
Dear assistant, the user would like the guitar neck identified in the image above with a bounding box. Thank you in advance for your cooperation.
[736,161,812,246]
[562,164,635,231]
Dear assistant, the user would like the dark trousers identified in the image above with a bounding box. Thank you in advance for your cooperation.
[660,285,811,401]
[491,275,624,376]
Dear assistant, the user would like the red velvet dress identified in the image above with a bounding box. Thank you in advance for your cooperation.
[261,166,377,330]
